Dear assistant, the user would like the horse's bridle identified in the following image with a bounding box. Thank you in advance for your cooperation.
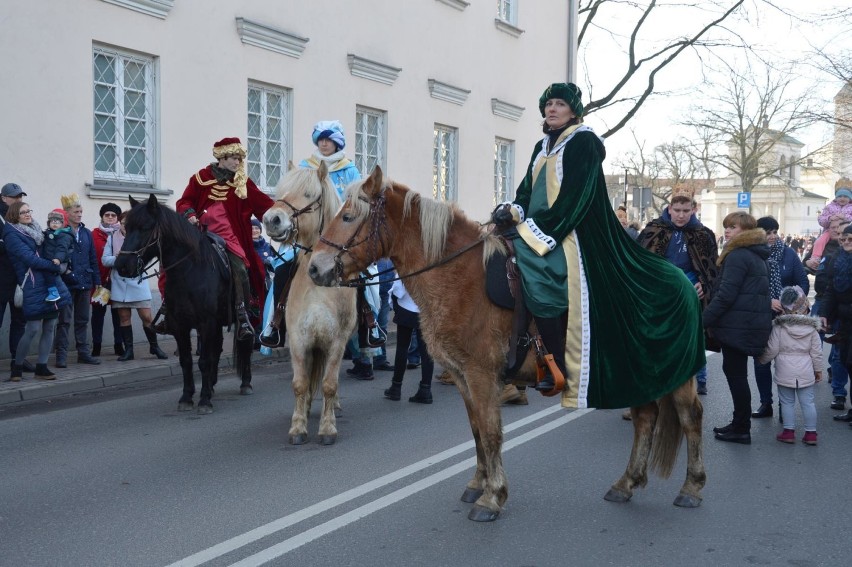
[318,188,484,288]
[272,194,323,252]
[118,224,194,281]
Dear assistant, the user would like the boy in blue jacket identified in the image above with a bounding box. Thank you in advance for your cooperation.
[41,209,74,302]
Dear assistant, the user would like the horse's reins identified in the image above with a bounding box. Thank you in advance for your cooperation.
[118,224,195,282]
[271,195,323,254]
[318,188,486,288]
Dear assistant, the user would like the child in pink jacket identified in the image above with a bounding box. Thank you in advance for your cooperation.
[758,285,823,445]
[809,178,852,265]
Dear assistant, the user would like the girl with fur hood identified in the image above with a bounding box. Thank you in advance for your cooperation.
[703,211,772,444]
[758,286,822,445]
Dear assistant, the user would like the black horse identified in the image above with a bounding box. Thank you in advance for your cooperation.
[115,194,253,414]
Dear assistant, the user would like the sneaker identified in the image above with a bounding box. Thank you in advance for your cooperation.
[776,429,795,444]
[45,290,60,302]
[802,431,818,445]
[696,382,707,395]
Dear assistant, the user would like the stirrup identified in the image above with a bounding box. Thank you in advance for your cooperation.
[151,306,168,335]
[235,304,255,341]
[259,323,282,348]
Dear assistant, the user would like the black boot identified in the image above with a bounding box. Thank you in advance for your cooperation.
[117,326,134,361]
[533,316,567,392]
[751,403,773,418]
[92,342,101,357]
[34,363,56,380]
[346,360,374,380]
[409,383,433,404]
[235,302,255,341]
[384,380,402,401]
[114,342,125,356]
[144,327,168,359]
[833,409,852,422]
[8,363,23,382]
[260,303,285,348]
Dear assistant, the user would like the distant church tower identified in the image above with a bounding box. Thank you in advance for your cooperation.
[834,82,852,178]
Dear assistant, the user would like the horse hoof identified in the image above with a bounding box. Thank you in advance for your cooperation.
[467,504,500,522]
[177,402,194,412]
[460,488,484,504]
[674,493,702,508]
[289,434,308,445]
[604,488,632,503]
[318,435,337,446]
[240,385,253,396]
[197,405,213,415]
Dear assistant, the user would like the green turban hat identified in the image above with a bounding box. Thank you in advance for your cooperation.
[538,83,584,117]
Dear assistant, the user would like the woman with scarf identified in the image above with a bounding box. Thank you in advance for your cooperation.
[820,224,852,424]
[101,211,167,362]
[751,216,810,418]
[91,202,125,357]
[3,201,70,381]
[703,212,772,444]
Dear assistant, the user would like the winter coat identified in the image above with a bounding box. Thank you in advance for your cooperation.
[0,200,16,294]
[813,239,841,300]
[817,200,852,228]
[93,224,121,287]
[101,233,152,303]
[298,153,361,199]
[758,314,822,389]
[64,223,101,290]
[703,228,772,356]
[3,222,70,320]
[777,244,809,295]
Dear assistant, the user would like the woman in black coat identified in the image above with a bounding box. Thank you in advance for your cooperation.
[703,212,772,444]
[3,201,70,381]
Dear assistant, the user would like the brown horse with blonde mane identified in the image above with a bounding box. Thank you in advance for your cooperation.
[263,163,357,445]
[309,166,705,522]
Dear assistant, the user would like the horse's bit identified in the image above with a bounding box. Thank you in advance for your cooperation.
[273,194,323,252]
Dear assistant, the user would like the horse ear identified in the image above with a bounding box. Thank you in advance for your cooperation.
[129,195,139,208]
[317,160,329,182]
[288,160,296,171]
[363,165,383,197]
[146,194,159,211]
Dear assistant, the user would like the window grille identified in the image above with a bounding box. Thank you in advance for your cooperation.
[355,106,386,175]
[496,0,517,24]
[247,83,291,193]
[494,137,515,205]
[93,46,156,184]
[433,125,458,201]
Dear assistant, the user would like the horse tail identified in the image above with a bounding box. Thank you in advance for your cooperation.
[234,333,252,380]
[308,346,327,399]
[649,392,683,479]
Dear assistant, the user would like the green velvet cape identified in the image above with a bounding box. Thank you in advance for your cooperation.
[512,127,705,409]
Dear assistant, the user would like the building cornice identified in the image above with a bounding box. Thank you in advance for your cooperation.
[347,54,402,85]
[435,0,470,11]
[235,17,309,59]
[494,18,524,38]
[428,79,470,105]
[100,0,174,19]
[491,98,525,121]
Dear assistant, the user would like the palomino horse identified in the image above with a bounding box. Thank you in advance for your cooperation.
[262,163,357,445]
[308,166,705,521]
[115,195,253,414]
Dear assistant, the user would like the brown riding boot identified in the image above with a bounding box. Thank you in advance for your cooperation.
[235,302,255,341]
[500,384,528,405]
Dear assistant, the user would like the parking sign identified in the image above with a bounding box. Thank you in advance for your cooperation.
[737,192,750,209]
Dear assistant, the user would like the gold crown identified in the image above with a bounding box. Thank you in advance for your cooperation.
[671,184,695,200]
[60,193,81,210]
[836,177,852,191]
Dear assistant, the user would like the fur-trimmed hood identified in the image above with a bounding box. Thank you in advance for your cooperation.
[718,228,768,266]
[772,313,821,338]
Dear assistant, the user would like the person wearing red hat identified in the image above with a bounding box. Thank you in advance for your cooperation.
[173,137,274,339]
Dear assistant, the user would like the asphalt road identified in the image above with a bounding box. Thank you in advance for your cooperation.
[0,349,847,567]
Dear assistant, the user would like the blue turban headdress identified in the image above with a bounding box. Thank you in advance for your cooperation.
[311,120,346,150]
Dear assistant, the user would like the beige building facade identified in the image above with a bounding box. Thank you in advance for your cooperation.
[0,0,567,223]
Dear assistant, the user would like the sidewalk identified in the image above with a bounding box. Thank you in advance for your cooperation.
[0,335,290,407]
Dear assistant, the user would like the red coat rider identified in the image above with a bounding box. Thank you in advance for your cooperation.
[174,137,273,339]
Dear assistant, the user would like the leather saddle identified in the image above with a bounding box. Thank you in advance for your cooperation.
[485,237,531,380]
[203,230,232,281]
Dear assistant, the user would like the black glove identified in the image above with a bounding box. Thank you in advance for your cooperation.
[501,227,519,240]
[491,205,515,228]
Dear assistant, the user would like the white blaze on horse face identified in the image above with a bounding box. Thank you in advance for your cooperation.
[262,208,293,242]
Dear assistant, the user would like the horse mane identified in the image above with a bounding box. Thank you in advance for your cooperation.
[276,167,341,241]
[130,201,202,257]
[344,178,505,264]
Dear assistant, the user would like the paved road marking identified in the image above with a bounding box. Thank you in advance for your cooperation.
[165,403,583,567]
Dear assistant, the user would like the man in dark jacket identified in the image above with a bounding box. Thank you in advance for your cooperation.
[54,193,102,367]
[0,183,30,371]
[703,212,772,444]
[638,190,718,395]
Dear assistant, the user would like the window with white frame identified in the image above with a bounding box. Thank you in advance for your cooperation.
[433,124,458,201]
[497,0,517,25]
[247,83,291,193]
[93,45,157,185]
[494,137,515,205]
[355,106,386,176]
